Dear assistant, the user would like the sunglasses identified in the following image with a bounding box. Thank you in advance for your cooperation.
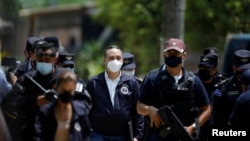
[63,65,75,68]
[36,52,56,58]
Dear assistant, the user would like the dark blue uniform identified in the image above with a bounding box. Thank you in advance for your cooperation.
[195,52,228,141]
[2,70,58,141]
[229,69,250,132]
[213,75,242,128]
[213,49,250,129]
[87,72,144,140]
[139,65,210,141]
[229,87,250,130]
[33,101,91,141]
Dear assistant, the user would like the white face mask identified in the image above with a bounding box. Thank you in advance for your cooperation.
[107,59,123,73]
[122,70,135,76]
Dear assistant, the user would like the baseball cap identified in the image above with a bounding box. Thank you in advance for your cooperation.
[58,52,75,66]
[44,36,59,51]
[121,52,136,70]
[26,37,40,52]
[164,38,186,53]
[203,47,219,57]
[234,49,250,69]
[198,54,218,68]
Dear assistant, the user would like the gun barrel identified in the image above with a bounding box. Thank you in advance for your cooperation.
[25,74,48,93]
[128,121,134,141]
[158,105,194,141]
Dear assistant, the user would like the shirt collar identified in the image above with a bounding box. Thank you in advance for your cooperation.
[104,70,121,81]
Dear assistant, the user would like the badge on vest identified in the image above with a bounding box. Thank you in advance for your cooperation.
[74,122,81,132]
[75,82,83,92]
[120,86,131,95]
[227,91,239,95]
[214,89,222,97]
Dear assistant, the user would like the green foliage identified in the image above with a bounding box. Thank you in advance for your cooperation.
[94,0,163,75]
[74,41,104,81]
[0,0,20,20]
[185,0,250,52]
[19,0,89,9]
[16,0,250,78]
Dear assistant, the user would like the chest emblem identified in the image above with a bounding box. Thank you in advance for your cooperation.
[120,86,130,95]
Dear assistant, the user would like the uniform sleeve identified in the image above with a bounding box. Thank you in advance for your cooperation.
[74,78,92,113]
[138,71,157,105]
[131,78,144,140]
[193,76,210,107]
[32,109,44,141]
[0,70,12,104]
[229,101,242,126]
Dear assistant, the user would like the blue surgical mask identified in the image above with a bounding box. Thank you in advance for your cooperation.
[36,62,53,75]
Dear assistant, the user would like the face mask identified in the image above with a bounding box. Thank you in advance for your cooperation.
[107,59,123,73]
[122,70,135,76]
[164,56,182,68]
[198,69,211,81]
[58,92,73,103]
[36,62,53,75]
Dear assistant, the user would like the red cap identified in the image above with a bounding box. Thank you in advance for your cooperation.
[164,38,186,53]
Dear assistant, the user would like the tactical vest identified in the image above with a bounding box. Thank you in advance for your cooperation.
[155,68,196,125]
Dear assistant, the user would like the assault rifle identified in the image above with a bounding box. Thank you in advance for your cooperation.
[25,74,58,101]
[214,77,231,88]
[157,105,196,141]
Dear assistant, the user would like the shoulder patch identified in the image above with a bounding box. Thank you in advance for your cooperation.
[214,89,222,97]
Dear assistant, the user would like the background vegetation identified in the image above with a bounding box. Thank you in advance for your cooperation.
[1,0,250,80]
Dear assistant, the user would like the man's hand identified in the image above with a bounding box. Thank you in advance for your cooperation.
[185,124,195,136]
[9,72,17,85]
[148,106,164,128]
[36,95,49,107]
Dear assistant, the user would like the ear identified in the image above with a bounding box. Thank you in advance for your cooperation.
[54,57,58,65]
[103,58,107,66]
[182,52,187,59]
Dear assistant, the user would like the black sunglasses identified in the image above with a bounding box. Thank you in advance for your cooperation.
[36,52,56,58]
[63,65,75,68]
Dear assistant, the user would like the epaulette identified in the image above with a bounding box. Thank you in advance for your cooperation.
[136,77,143,83]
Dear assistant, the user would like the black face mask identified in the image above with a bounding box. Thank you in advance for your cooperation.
[58,92,73,103]
[198,69,211,81]
[164,56,182,68]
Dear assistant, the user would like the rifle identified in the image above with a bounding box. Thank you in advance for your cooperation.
[128,121,134,141]
[157,105,195,141]
[25,74,58,101]
[214,77,230,88]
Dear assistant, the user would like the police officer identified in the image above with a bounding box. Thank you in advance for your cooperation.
[229,69,250,134]
[137,38,211,141]
[213,49,250,130]
[87,45,144,141]
[33,71,91,141]
[196,49,227,140]
[56,52,92,112]
[14,36,40,78]
[121,52,143,85]
[2,39,59,141]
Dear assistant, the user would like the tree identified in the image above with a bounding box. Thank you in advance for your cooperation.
[94,0,163,76]
[0,0,20,57]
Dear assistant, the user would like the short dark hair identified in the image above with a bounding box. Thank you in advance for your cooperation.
[55,71,77,87]
[104,45,122,57]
